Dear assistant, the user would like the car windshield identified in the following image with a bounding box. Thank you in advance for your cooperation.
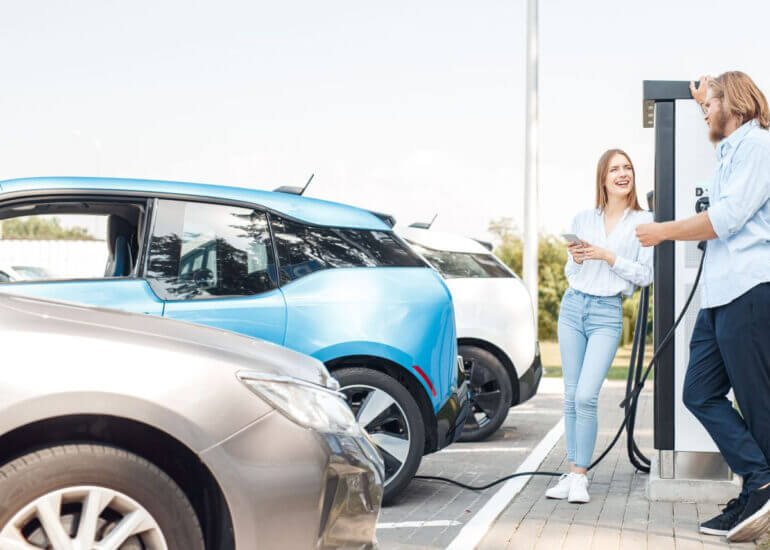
[406,242,513,279]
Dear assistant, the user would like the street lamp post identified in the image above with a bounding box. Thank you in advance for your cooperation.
[523,0,539,327]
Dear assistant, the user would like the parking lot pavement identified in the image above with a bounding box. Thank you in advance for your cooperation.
[478,384,761,550]
[376,378,565,549]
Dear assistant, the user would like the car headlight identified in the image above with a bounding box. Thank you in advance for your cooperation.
[237,370,359,436]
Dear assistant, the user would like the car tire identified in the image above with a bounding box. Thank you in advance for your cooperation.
[0,444,204,550]
[335,367,426,505]
[458,345,513,442]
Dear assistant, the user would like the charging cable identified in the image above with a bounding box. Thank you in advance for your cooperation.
[414,250,705,491]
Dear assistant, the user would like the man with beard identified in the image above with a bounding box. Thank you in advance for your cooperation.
[636,71,770,542]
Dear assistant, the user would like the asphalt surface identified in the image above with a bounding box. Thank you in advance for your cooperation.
[376,378,565,549]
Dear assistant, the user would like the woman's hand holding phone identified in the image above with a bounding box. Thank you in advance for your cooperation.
[573,240,616,266]
[567,240,586,264]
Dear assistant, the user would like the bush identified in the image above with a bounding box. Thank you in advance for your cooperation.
[1,217,93,240]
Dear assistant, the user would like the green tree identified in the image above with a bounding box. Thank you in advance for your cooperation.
[1,217,94,240]
[621,287,654,346]
[489,218,568,339]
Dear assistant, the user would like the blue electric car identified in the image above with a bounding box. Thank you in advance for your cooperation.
[0,177,469,502]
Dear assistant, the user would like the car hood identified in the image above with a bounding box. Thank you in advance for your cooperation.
[0,293,333,388]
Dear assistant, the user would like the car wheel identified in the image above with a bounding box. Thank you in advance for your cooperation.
[459,345,513,442]
[0,444,204,550]
[335,367,425,505]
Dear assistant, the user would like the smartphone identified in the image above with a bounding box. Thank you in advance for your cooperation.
[562,233,583,245]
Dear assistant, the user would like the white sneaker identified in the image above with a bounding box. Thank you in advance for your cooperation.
[545,473,574,500]
[568,474,590,503]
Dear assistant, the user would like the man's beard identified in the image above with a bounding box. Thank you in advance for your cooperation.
[709,109,730,142]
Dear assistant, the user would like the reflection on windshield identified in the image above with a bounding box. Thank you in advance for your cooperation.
[407,242,513,279]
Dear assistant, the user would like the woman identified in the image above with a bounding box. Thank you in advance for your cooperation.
[545,149,653,503]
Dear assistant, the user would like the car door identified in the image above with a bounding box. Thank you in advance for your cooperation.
[0,196,164,315]
[147,199,287,345]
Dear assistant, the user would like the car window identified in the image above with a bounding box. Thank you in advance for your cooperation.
[147,200,277,300]
[406,242,514,279]
[470,253,514,278]
[0,201,144,282]
[270,216,426,282]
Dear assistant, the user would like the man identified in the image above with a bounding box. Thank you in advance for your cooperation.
[636,71,770,543]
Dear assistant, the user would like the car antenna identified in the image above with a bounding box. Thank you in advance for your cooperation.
[299,173,314,195]
[273,173,315,196]
[408,213,437,230]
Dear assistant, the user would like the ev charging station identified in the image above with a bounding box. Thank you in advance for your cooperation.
[643,80,741,502]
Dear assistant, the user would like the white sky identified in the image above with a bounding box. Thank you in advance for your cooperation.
[1,0,768,241]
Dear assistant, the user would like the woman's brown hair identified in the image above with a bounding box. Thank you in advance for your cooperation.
[708,71,770,129]
[595,149,643,212]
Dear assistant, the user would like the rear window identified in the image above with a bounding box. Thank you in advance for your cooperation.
[407,242,514,279]
[270,216,426,282]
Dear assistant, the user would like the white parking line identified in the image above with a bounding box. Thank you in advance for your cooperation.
[444,417,565,550]
[438,447,529,453]
[377,520,461,529]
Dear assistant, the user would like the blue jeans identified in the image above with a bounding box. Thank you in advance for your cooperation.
[684,282,770,501]
[558,288,622,468]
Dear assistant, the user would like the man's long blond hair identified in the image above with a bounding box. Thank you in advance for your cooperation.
[709,71,770,129]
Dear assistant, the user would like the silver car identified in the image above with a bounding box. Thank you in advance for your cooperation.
[0,293,383,549]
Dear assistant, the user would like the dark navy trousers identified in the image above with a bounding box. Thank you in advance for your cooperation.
[683,282,770,500]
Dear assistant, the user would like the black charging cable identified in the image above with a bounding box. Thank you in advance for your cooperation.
[413,251,705,491]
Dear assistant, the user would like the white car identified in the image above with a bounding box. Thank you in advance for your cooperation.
[399,225,542,441]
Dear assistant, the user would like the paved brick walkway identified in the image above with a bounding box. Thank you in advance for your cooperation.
[479,384,765,550]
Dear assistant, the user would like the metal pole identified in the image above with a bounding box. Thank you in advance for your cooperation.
[523,0,539,327]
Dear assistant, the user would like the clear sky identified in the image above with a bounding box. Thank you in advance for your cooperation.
[1,0,768,241]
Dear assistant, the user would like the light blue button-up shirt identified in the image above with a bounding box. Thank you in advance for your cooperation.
[702,119,770,308]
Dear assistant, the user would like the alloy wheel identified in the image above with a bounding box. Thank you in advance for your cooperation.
[0,485,168,550]
[464,363,504,432]
[340,384,411,486]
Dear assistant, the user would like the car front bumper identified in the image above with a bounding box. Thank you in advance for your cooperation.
[435,357,472,449]
[517,341,543,404]
[201,410,383,549]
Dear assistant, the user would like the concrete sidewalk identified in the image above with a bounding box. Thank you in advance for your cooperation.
[479,382,768,550]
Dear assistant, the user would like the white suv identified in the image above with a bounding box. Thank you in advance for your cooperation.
[399,226,542,441]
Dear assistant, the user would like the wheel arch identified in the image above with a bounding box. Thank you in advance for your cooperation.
[325,355,439,453]
[0,414,235,550]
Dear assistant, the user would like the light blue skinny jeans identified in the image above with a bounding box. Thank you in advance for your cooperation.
[557,288,623,468]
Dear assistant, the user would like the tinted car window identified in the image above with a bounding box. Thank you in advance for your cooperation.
[270,216,426,282]
[407,242,514,279]
[147,200,277,300]
[470,253,514,278]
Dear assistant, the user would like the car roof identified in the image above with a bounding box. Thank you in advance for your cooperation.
[398,226,493,254]
[0,177,390,230]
